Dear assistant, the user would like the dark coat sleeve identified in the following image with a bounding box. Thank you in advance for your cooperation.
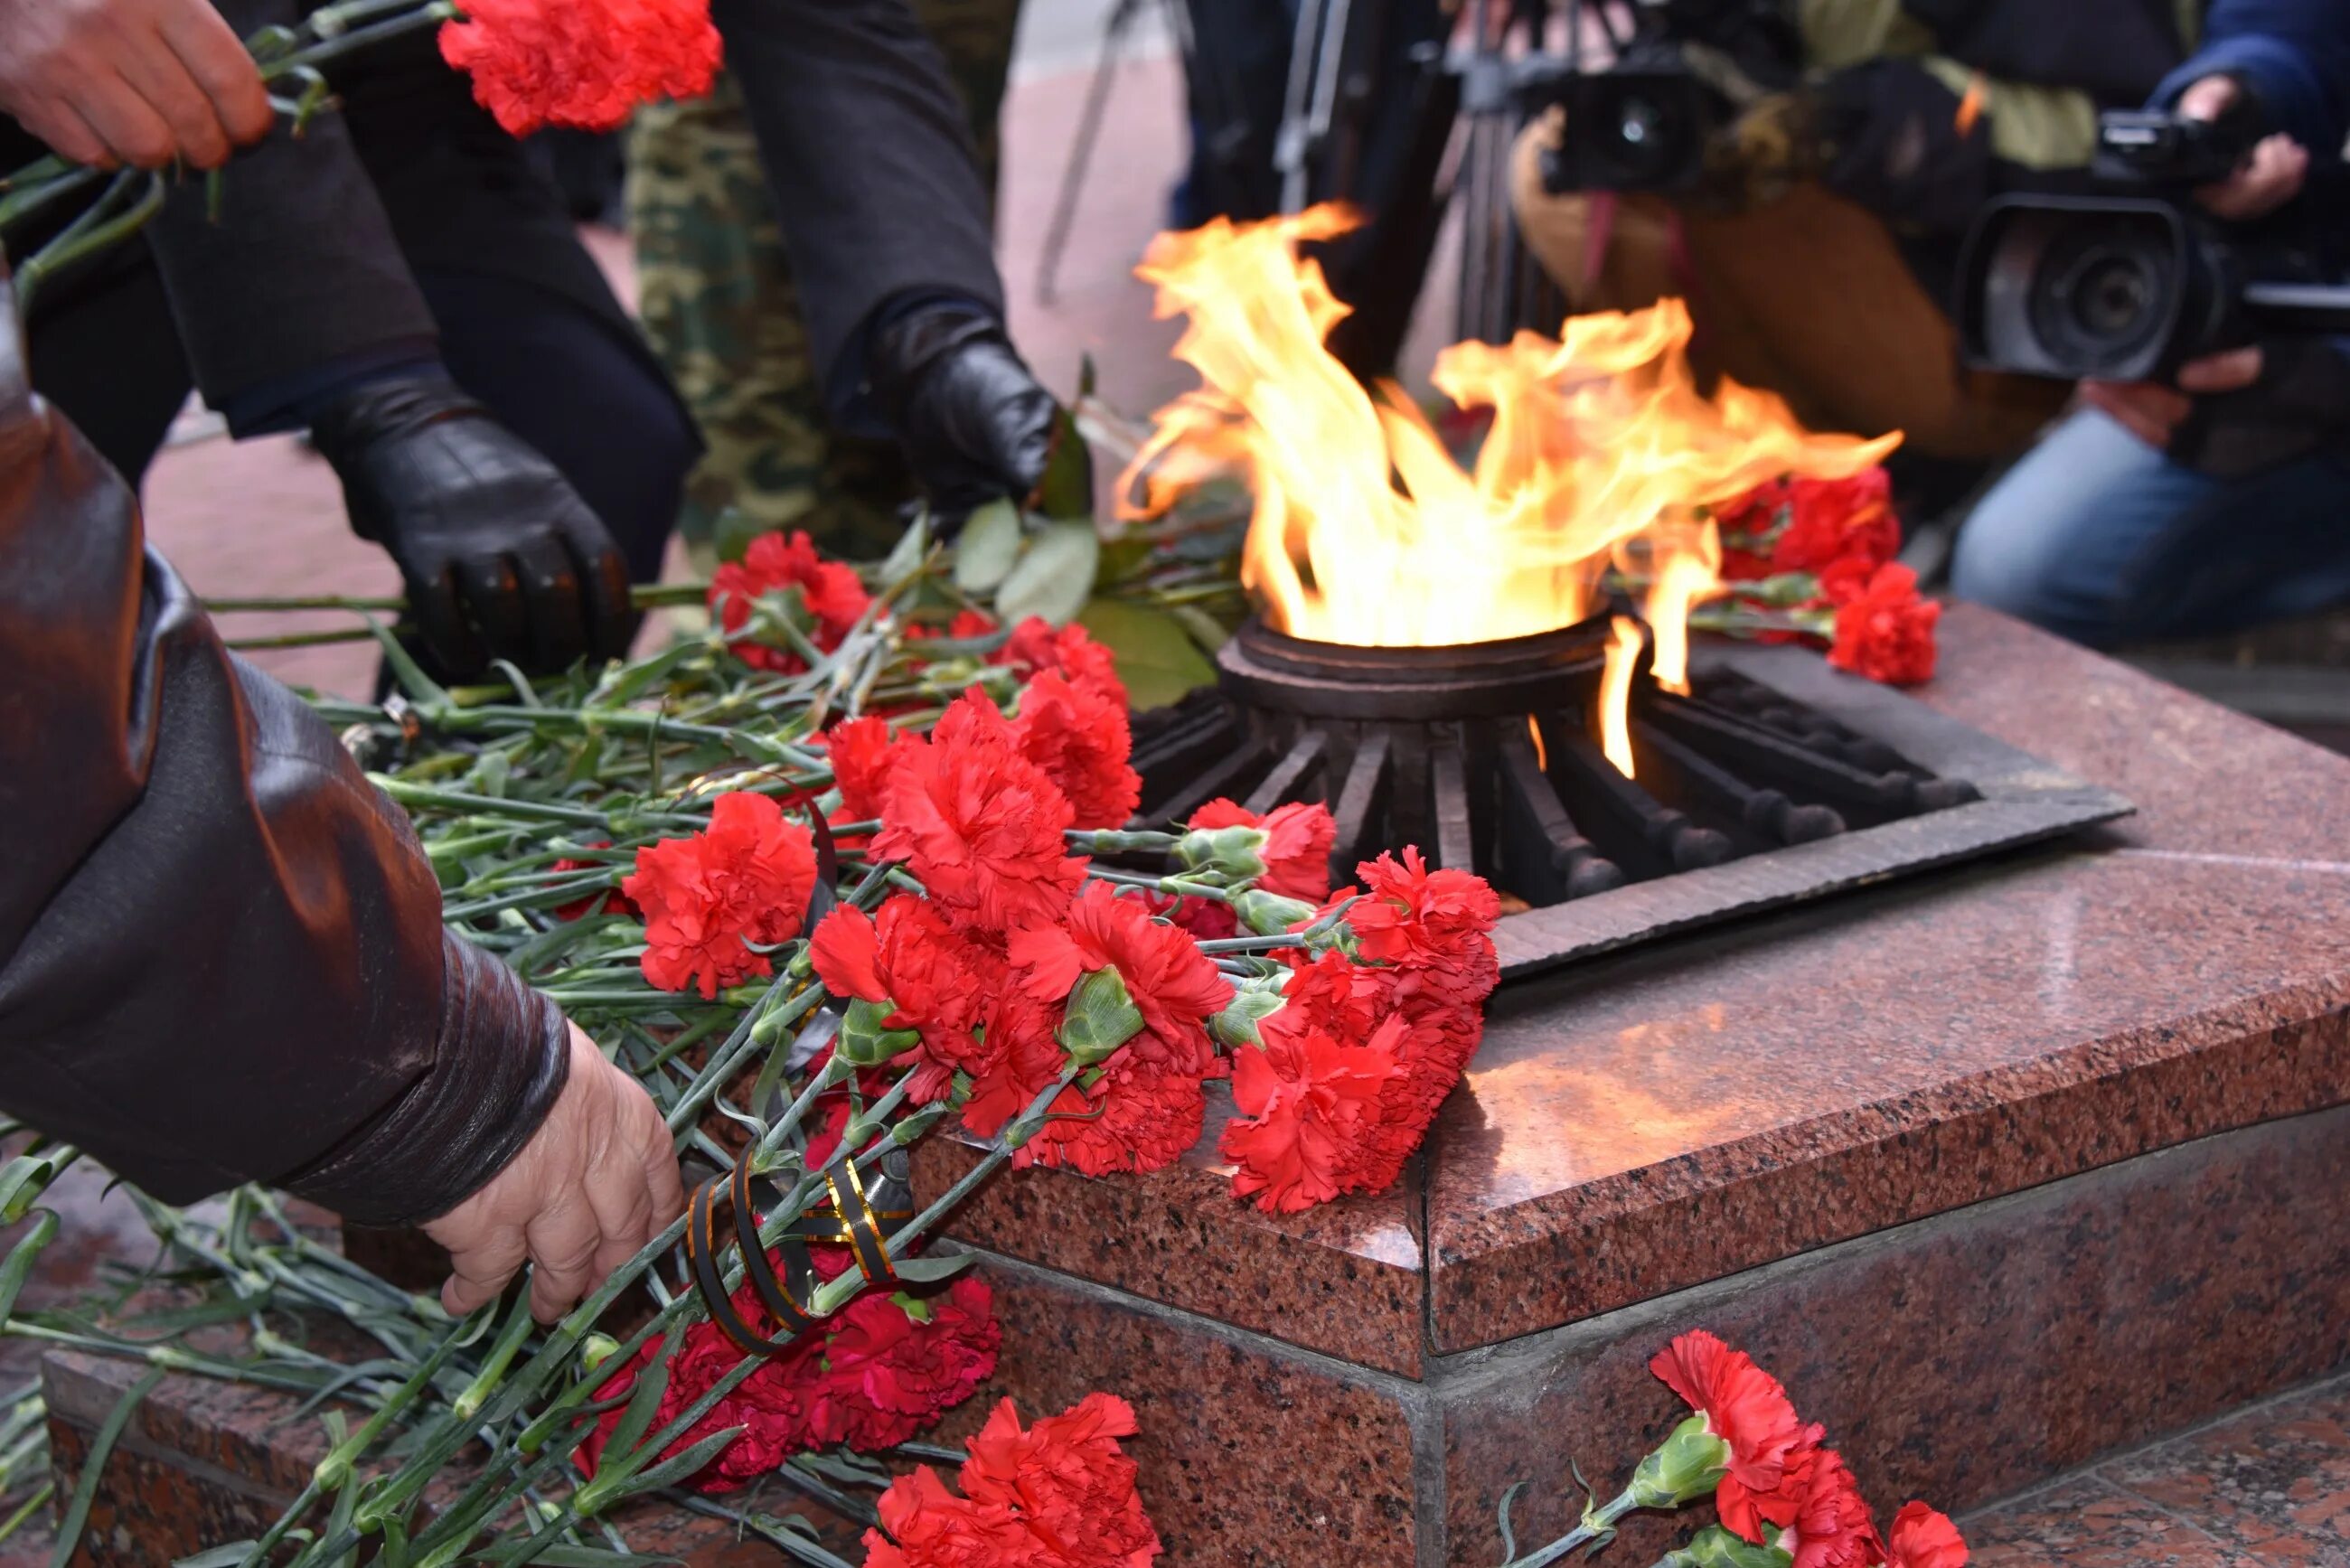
[0,274,565,1226]
[711,0,1007,396]
[135,0,442,419]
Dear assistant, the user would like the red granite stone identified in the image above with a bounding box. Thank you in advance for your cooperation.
[914,1088,1427,1376]
[1435,1102,2350,1564]
[1424,608,2350,1352]
[1965,1478,2245,1568]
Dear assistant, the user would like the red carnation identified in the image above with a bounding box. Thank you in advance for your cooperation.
[1650,1330,1811,1538]
[438,0,722,137]
[1826,562,1939,687]
[870,690,1087,935]
[1341,849,1503,1033]
[956,985,1067,1144]
[1009,882,1230,1077]
[863,1468,1028,1568]
[709,530,871,674]
[578,1251,998,1497]
[1014,670,1142,831]
[825,716,902,822]
[1885,1502,1967,1568]
[958,1394,1163,1568]
[551,841,637,922]
[1772,470,1899,575]
[798,1274,1000,1451]
[1223,1003,1405,1213]
[1022,1056,1206,1178]
[994,617,1125,706]
[864,1394,1162,1568]
[1186,799,1337,901]
[624,792,815,998]
[810,897,1003,1094]
[1779,1447,1887,1568]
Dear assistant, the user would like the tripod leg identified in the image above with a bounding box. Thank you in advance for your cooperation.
[1034,0,1150,307]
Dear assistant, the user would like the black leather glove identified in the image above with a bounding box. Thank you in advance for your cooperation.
[869,303,1069,530]
[309,369,636,679]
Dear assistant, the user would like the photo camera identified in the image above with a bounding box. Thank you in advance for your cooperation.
[1955,107,2350,380]
[1531,43,1722,193]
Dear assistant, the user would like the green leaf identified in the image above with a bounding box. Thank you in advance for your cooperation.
[1169,603,1234,654]
[711,509,764,566]
[520,1551,680,1568]
[611,1425,747,1498]
[0,1211,60,1323]
[951,500,1023,594]
[52,1366,165,1568]
[0,1146,75,1225]
[995,521,1099,627]
[175,1547,265,1568]
[1025,360,1097,521]
[885,1253,976,1285]
[880,508,932,581]
[1076,599,1218,710]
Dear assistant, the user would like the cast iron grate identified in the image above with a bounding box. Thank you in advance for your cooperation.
[1130,615,2132,981]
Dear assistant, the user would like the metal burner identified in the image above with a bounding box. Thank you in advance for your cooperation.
[1130,615,2131,981]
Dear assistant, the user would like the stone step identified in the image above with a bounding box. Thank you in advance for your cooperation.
[1963,1371,2350,1566]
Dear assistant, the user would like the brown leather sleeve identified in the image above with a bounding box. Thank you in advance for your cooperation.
[0,267,563,1223]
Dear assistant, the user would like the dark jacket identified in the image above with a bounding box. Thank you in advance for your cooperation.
[0,270,566,1225]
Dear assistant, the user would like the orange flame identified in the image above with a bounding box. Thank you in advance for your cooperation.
[1600,618,1643,777]
[1121,207,1902,770]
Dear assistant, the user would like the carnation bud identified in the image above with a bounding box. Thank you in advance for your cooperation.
[1660,1526,1793,1568]
[1209,976,1291,1049]
[1174,822,1270,885]
[1057,966,1146,1065]
[834,997,921,1066]
[1629,1413,1733,1510]
[1233,887,1317,936]
[579,1333,622,1374]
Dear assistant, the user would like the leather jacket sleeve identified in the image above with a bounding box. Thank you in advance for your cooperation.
[0,272,565,1226]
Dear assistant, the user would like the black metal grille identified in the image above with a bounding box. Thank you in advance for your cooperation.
[1131,615,2130,979]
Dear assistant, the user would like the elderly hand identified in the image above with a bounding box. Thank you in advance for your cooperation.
[0,0,271,170]
[423,1025,685,1323]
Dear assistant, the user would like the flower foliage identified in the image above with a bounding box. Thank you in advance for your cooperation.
[438,0,721,136]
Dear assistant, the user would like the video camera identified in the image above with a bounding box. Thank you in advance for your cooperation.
[1515,0,1800,194]
[1955,104,2350,380]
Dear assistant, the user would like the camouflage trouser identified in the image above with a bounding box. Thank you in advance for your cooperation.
[628,0,1020,563]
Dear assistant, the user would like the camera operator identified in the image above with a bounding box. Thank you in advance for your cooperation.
[1509,0,2197,496]
[1950,0,2350,649]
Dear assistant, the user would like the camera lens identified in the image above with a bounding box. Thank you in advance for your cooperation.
[1600,88,1687,186]
[2027,225,2174,374]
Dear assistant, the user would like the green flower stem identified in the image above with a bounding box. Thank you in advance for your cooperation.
[370,778,608,827]
[664,1495,859,1568]
[1496,1485,1644,1568]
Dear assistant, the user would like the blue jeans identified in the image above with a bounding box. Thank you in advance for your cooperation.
[1950,409,2350,648]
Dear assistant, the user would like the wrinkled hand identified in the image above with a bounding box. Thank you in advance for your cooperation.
[2083,346,2263,446]
[2178,75,2307,221]
[870,304,1066,530]
[424,1026,685,1323]
[309,369,636,679]
[0,0,269,169]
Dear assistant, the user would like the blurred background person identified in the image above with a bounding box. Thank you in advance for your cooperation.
[1508,0,2202,521]
[1949,0,2350,648]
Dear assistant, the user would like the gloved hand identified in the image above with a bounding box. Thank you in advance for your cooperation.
[309,369,636,679]
[869,303,1070,530]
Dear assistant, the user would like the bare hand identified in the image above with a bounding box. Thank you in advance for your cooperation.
[423,1025,686,1323]
[2177,75,2308,221]
[2082,345,2263,446]
[0,0,271,170]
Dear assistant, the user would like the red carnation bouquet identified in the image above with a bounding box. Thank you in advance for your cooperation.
[1688,469,1942,687]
